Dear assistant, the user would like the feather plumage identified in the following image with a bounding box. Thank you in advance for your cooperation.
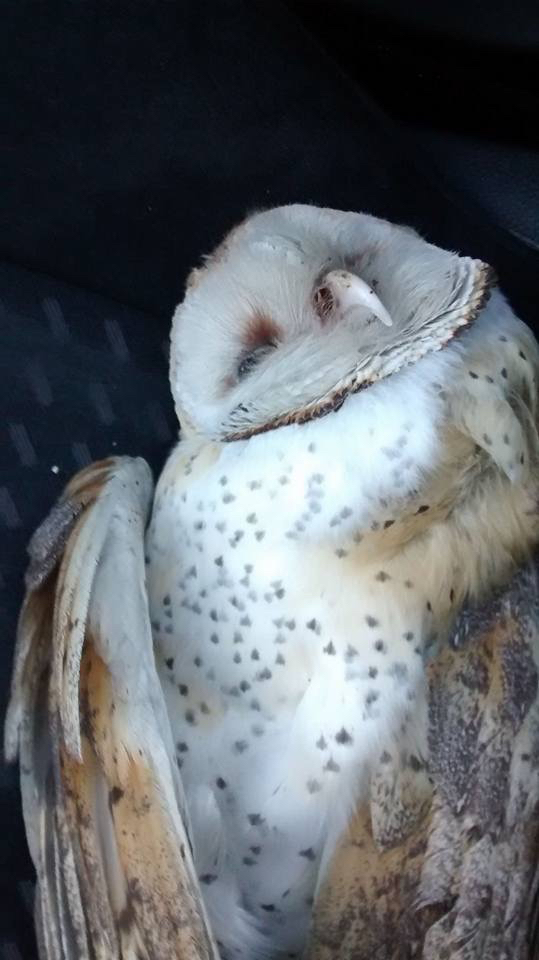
[6,204,539,960]
[5,458,218,960]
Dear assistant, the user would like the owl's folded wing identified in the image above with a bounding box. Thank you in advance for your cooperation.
[4,457,219,960]
[307,559,539,960]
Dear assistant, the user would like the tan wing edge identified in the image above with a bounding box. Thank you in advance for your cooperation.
[5,456,220,960]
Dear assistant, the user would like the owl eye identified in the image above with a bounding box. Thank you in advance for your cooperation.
[237,344,274,380]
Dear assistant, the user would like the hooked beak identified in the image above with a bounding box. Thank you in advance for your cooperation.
[321,269,393,327]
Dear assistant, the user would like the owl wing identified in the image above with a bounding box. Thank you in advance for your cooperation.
[4,457,219,960]
[306,558,539,960]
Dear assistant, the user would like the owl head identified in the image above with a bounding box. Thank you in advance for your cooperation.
[170,204,493,441]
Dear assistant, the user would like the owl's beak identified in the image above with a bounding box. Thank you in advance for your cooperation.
[323,269,393,327]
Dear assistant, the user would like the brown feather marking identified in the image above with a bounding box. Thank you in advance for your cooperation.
[306,560,539,960]
[242,310,280,351]
[80,640,216,959]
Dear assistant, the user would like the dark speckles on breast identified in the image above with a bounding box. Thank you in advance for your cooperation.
[222,492,236,504]
[368,665,378,678]
[248,813,264,826]
[200,702,211,715]
[177,741,189,753]
[255,530,266,541]
[194,656,203,668]
[233,652,242,664]
[233,740,249,754]
[316,735,327,750]
[178,683,188,696]
[216,777,227,789]
[468,370,479,380]
[365,690,379,706]
[240,615,252,628]
[214,555,224,567]
[306,618,321,635]
[185,709,196,725]
[366,615,379,628]
[239,679,251,692]
[335,727,353,745]
[375,571,390,582]
[251,648,260,661]
[275,652,286,665]
[256,667,272,681]
[163,594,171,606]
[165,657,174,670]
[299,847,316,861]
[200,874,218,885]
[306,779,322,794]
[374,639,386,653]
[403,631,414,642]
[229,530,244,548]
[233,631,243,644]
[323,641,336,655]
[229,595,245,611]
[246,513,257,524]
[324,757,340,773]
[501,367,508,379]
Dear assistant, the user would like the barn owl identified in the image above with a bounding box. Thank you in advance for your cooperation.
[5,205,539,960]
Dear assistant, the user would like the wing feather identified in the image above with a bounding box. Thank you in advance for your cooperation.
[5,457,219,960]
[307,561,539,959]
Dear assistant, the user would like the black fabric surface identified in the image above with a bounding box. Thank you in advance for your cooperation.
[1,1,538,956]
[2,1,538,324]
[0,264,175,957]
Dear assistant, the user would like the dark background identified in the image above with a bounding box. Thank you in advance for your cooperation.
[1,2,538,954]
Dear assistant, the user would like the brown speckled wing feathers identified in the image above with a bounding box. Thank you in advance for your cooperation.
[308,562,539,960]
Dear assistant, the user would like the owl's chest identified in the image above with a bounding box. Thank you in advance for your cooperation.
[147,470,337,713]
[145,437,431,724]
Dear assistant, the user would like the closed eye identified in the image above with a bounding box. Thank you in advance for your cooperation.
[237,343,275,380]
